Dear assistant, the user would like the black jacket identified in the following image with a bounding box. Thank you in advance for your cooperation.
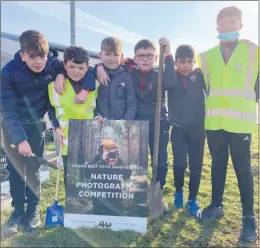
[95,66,137,120]
[122,55,176,121]
[165,68,206,127]
[0,50,64,144]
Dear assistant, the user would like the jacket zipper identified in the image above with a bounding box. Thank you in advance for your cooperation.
[140,77,145,92]
[184,79,187,88]
[108,80,111,118]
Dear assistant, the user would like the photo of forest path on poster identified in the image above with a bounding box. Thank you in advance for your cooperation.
[64,120,149,232]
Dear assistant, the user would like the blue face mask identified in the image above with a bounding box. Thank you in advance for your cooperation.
[217,31,240,41]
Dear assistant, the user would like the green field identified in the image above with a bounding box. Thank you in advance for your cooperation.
[1,128,259,247]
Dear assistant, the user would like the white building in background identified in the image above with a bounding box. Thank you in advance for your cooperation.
[1,32,101,66]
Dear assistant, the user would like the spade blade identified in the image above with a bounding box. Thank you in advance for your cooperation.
[147,181,164,221]
[37,157,58,170]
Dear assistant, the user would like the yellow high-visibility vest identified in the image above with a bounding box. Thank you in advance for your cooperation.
[197,39,259,133]
[48,78,98,155]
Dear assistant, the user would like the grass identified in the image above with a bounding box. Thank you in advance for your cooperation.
[1,128,259,247]
[45,142,56,152]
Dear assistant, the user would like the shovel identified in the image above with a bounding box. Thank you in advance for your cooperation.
[147,45,165,221]
[45,143,64,227]
[10,144,58,170]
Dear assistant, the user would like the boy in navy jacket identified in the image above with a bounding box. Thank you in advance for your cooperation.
[0,30,95,234]
[164,45,206,219]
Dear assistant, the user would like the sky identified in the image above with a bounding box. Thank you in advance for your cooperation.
[1,1,258,57]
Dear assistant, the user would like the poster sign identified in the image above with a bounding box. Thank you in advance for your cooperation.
[64,120,149,233]
[0,146,9,192]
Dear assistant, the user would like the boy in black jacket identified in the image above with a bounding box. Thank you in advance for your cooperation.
[96,38,176,212]
[1,30,95,234]
[164,45,206,219]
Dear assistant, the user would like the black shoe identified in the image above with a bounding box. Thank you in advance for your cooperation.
[23,207,41,232]
[2,209,26,235]
[201,204,224,221]
[240,216,257,243]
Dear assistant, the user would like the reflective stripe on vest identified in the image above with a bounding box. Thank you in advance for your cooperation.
[199,40,257,99]
[50,83,69,148]
[245,39,257,91]
[50,83,68,129]
[206,108,256,120]
[209,88,255,100]
[199,51,210,95]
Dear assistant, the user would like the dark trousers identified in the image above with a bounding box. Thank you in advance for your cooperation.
[171,126,205,200]
[2,122,45,211]
[149,119,170,190]
[206,130,254,217]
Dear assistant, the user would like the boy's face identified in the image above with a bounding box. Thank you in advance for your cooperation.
[175,57,195,76]
[99,50,123,70]
[134,47,157,72]
[217,16,242,34]
[64,60,88,82]
[20,50,48,73]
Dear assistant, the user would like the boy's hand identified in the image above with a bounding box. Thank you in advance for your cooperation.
[120,58,130,64]
[74,90,88,104]
[159,37,172,56]
[18,140,32,157]
[94,115,106,123]
[55,127,65,146]
[97,65,110,86]
[54,74,66,95]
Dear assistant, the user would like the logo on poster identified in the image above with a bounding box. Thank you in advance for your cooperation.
[98,221,112,228]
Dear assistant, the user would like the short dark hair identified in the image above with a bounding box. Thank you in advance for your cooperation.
[134,39,156,54]
[64,46,89,64]
[217,6,242,24]
[175,45,196,61]
[19,30,49,55]
[101,37,122,55]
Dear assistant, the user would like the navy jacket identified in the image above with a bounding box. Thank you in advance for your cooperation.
[0,51,65,144]
[95,65,137,120]
[122,55,176,121]
[165,68,206,127]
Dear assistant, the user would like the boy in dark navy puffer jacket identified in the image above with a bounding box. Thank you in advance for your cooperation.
[164,45,207,219]
[0,30,95,234]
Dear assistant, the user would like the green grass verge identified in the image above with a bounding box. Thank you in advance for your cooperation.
[1,128,259,247]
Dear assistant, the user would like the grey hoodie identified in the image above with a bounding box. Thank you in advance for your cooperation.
[95,65,137,120]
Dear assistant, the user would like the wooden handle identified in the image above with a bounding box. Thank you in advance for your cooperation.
[54,142,63,201]
[151,45,165,184]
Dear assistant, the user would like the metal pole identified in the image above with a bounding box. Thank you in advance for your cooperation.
[70,1,76,45]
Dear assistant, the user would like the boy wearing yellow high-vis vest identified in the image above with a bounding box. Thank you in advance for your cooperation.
[48,46,98,187]
[197,6,259,243]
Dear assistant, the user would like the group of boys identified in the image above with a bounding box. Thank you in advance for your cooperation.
[1,5,258,243]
